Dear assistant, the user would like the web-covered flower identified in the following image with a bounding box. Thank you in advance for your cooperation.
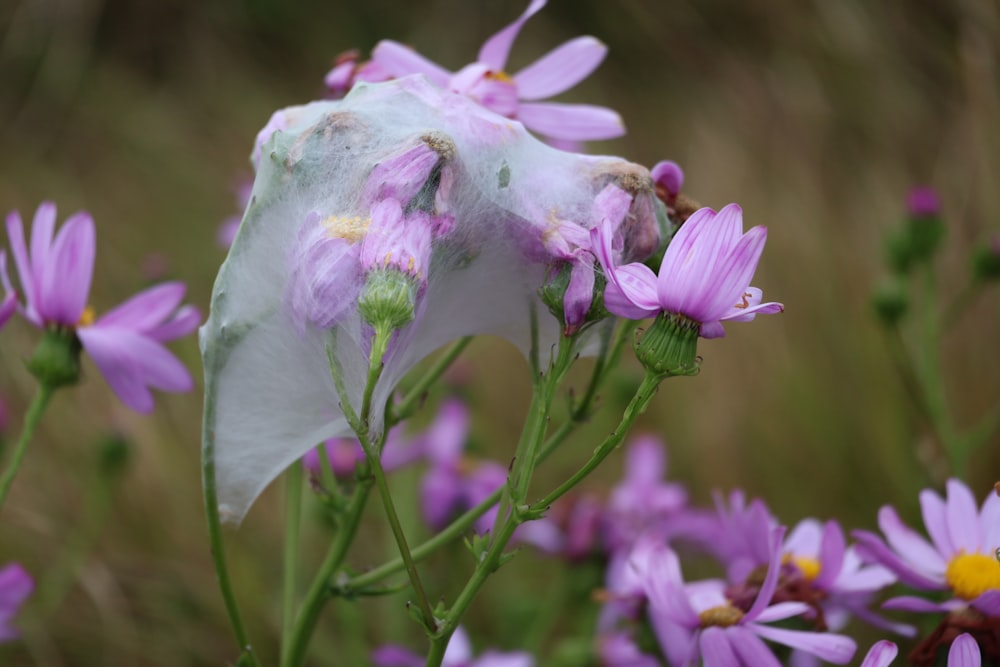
[2,202,200,412]
[201,76,660,522]
[366,0,623,144]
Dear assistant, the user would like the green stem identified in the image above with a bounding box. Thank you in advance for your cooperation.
[342,485,503,592]
[281,481,372,667]
[917,266,961,475]
[389,337,472,425]
[533,370,665,510]
[282,465,303,646]
[0,383,55,512]
[203,383,260,667]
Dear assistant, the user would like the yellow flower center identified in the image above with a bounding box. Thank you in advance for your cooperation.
[792,556,822,582]
[78,306,96,327]
[698,604,744,628]
[944,551,1000,600]
[487,70,514,84]
[322,215,369,243]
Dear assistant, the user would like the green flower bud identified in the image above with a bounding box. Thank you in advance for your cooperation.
[872,281,909,326]
[358,270,417,332]
[27,328,81,389]
[634,312,700,377]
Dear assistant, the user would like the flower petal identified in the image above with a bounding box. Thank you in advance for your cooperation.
[815,520,847,590]
[477,0,547,71]
[881,595,956,613]
[514,36,607,100]
[39,211,94,325]
[78,326,194,413]
[948,633,981,667]
[919,488,954,557]
[697,222,767,322]
[944,478,981,553]
[748,624,857,664]
[5,210,39,324]
[745,526,785,622]
[852,529,945,590]
[148,305,201,343]
[877,505,947,575]
[96,282,186,332]
[980,491,1000,556]
[754,601,811,623]
[700,626,739,667]
[971,589,1000,617]
[727,626,783,667]
[591,218,660,318]
[860,641,898,667]
[370,40,451,86]
[517,102,625,141]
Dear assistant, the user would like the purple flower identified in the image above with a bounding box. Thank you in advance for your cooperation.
[3,203,199,412]
[593,203,783,338]
[372,626,533,667]
[628,529,857,667]
[324,49,392,99]
[852,478,1000,617]
[368,0,623,143]
[0,563,33,643]
[0,253,15,329]
[301,423,424,481]
[860,634,981,667]
[651,160,684,205]
[603,434,688,551]
[907,187,941,218]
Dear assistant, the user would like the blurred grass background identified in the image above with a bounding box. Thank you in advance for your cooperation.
[0,0,998,664]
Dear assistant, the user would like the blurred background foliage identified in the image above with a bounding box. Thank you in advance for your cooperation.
[0,0,998,664]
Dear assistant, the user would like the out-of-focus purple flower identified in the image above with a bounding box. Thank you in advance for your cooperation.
[630,528,857,666]
[651,160,684,204]
[0,254,14,329]
[368,0,623,144]
[324,49,392,99]
[301,423,424,481]
[418,400,508,534]
[3,203,200,412]
[519,493,604,560]
[907,187,941,218]
[860,634,982,667]
[0,563,33,643]
[372,626,533,667]
[598,631,661,667]
[603,434,688,551]
[852,478,1000,617]
[592,203,783,338]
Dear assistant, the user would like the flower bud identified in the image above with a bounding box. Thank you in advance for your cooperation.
[634,312,700,377]
[27,328,81,389]
[871,281,909,325]
[358,269,417,332]
[971,235,1000,282]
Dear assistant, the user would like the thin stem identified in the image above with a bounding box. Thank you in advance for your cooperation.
[390,337,472,425]
[342,485,503,592]
[0,383,55,512]
[203,381,260,667]
[282,465,304,646]
[368,451,436,630]
[281,481,372,667]
[533,370,665,510]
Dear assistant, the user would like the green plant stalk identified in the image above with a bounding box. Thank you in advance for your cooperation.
[389,336,472,425]
[0,383,55,512]
[427,336,581,666]
[203,383,260,667]
[916,266,962,475]
[282,464,304,646]
[533,369,666,510]
[343,484,503,592]
[281,481,373,667]
[333,326,436,632]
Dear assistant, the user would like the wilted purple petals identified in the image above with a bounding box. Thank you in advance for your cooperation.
[0,563,33,643]
[361,200,433,280]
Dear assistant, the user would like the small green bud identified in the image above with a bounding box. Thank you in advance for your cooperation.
[97,435,130,478]
[872,281,909,326]
[538,263,609,336]
[358,270,417,332]
[908,215,945,262]
[971,238,1000,282]
[27,328,81,389]
[634,312,700,377]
